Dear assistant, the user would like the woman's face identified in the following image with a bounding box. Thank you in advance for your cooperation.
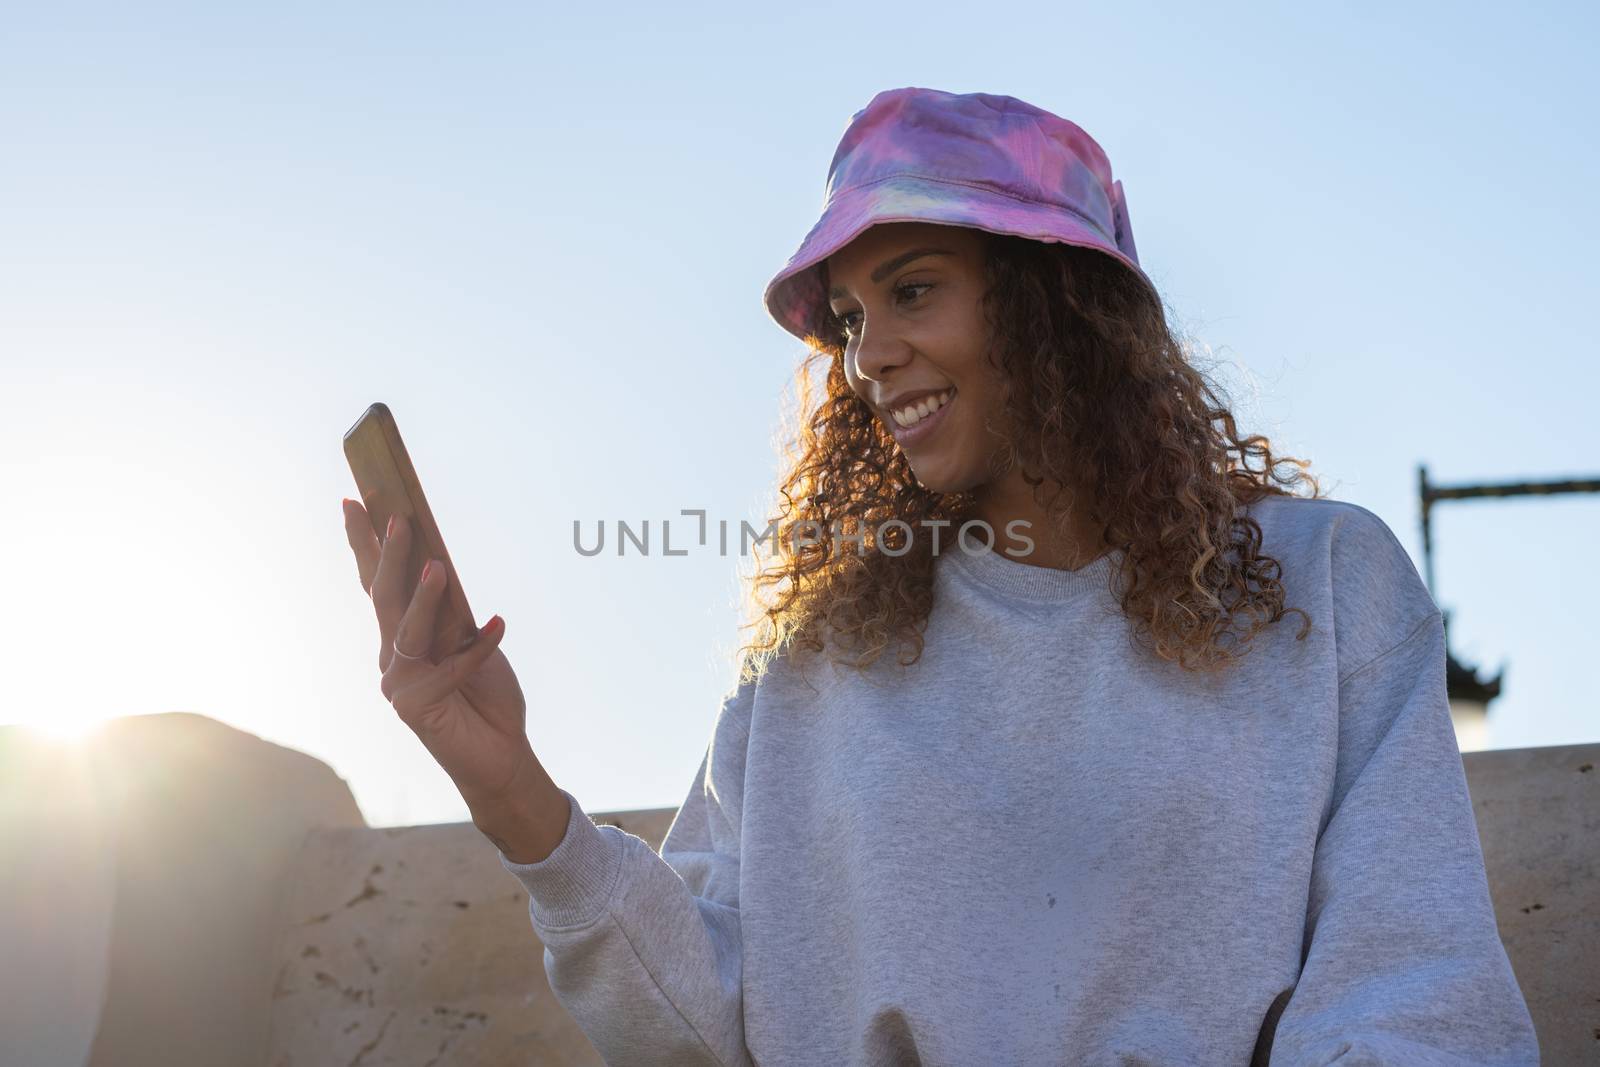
[825,221,1010,494]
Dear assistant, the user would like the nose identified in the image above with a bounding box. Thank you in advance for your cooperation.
[848,314,913,384]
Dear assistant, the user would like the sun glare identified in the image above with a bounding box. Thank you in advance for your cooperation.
[22,713,109,742]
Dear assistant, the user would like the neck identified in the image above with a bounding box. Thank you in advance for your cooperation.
[970,469,1109,571]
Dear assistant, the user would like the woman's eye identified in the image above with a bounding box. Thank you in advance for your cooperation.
[833,283,933,338]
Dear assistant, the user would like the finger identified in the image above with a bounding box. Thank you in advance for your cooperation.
[392,555,448,663]
[391,615,506,717]
[342,498,381,593]
[371,512,413,669]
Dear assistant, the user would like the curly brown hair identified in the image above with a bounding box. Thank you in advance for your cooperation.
[735,232,1324,686]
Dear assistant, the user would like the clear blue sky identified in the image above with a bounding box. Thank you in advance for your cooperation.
[3,2,1594,827]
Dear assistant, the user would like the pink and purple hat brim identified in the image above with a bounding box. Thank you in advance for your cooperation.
[763,173,1156,345]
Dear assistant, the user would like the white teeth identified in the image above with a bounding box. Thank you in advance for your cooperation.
[892,389,953,428]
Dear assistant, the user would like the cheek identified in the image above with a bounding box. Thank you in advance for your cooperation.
[843,360,870,403]
[951,365,1012,443]
[931,337,997,398]
[922,304,991,375]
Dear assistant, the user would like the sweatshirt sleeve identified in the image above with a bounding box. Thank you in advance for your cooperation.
[495,673,756,1067]
[1267,610,1540,1065]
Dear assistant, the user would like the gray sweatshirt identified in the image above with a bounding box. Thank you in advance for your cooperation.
[498,495,1539,1065]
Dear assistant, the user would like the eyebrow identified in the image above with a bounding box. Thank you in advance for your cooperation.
[827,247,953,301]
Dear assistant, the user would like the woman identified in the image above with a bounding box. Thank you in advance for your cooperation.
[340,88,1539,1065]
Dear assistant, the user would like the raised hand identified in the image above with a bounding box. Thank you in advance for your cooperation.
[341,499,570,862]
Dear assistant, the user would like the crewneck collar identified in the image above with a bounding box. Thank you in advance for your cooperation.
[939,532,1123,603]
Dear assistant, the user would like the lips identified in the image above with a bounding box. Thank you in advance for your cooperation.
[885,387,956,446]
[886,387,956,429]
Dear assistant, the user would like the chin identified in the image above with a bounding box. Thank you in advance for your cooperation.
[908,461,983,497]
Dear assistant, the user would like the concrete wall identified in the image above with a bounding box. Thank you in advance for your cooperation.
[262,806,673,1066]
[1,714,364,1067]
[3,714,1595,1064]
[1460,743,1599,1061]
[1,726,117,1067]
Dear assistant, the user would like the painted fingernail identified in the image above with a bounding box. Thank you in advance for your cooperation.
[421,560,434,583]
[484,615,504,637]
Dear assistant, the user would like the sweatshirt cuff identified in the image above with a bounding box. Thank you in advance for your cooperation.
[497,787,625,930]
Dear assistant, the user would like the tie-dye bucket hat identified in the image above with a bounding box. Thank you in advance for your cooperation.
[763,86,1159,344]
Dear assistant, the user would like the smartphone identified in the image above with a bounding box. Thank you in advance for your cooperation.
[343,402,479,661]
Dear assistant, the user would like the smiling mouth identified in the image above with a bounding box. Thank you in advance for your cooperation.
[888,387,956,429]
